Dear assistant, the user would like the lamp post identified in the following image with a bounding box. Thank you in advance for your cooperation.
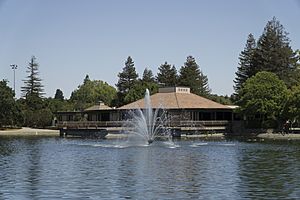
[10,64,18,93]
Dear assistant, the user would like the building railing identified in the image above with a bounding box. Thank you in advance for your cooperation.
[57,121,124,129]
[170,120,229,127]
[57,120,230,129]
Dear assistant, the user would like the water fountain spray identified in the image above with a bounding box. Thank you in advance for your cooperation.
[125,89,170,145]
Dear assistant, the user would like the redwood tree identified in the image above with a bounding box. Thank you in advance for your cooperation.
[178,56,210,97]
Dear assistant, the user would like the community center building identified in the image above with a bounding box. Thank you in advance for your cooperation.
[56,87,235,133]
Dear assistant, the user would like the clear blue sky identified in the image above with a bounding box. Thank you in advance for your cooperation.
[1,0,299,98]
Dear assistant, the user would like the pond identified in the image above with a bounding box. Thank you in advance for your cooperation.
[0,136,299,199]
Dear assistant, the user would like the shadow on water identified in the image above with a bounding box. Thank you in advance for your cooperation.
[235,142,300,199]
[224,134,300,146]
[0,136,22,156]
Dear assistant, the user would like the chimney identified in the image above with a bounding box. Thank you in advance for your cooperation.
[98,101,104,106]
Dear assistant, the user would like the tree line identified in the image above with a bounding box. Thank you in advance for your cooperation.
[234,17,300,128]
[1,53,220,128]
[1,17,299,129]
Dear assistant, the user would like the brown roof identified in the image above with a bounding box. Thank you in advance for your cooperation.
[85,102,112,111]
[118,92,232,110]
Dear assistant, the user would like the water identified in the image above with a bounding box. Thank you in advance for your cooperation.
[125,89,170,145]
[0,136,300,199]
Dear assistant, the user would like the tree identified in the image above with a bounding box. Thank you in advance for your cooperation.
[253,17,298,87]
[22,108,52,128]
[141,68,158,92]
[21,56,44,98]
[70,76,117,110]
[116,56,138,105]
[123,68,159,104]
[83,74,90,84]
[54,89,64,100]
[19,56,48,127]
[296,49,300,61]
[123,81,146,104]
[45,97,74,115]
[234,33,256,93]
[283,85,300,125]
[142,68,156,83]
[156,62,177,87]
[178,56,210,97]
[18,94,51,127]
[209,94,233,105]
[237,71,288,128]
[234,18,299,103]
[124,80,158,104]
[0,80,23,127]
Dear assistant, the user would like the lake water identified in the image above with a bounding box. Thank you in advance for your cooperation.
[0,136,300,199]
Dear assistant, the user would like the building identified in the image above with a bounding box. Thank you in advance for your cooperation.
[119,87,233,121]
[84,101,118,121]
[56,87,235,133]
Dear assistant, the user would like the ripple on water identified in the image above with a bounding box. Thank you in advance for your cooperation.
[0,137,300,199]
[190,142,208,147]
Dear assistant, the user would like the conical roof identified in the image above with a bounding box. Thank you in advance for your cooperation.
[85,101,112,111]
[118,87,232,110]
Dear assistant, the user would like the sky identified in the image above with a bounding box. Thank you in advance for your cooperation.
[0,0,300,98]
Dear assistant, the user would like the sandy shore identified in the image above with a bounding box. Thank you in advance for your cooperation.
[0,127,60,136]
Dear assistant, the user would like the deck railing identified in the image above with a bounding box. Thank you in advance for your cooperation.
[57,121,124,129]
[57,120,230,129]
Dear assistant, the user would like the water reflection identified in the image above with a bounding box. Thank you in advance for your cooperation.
[0,137,300,199]
[0,137,20,156]
[237,143,300,199]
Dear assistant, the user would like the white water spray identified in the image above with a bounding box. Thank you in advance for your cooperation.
[125,89,170,144]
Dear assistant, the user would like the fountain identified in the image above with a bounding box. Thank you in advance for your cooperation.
[125,89,170,145]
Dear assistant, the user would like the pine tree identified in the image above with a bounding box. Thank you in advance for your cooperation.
[141,67,158,95]
[234,33,256,93]
[116,56,138,105]
[54,89,64,100]
[254,17,298,87]
[178,56,210,97]
[21,56,44,98]
[142,68,155,83]
[156,62,177,87]
[83,74,91,84]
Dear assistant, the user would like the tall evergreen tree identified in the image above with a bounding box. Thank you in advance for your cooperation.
[54,89,64,100]
[123,68,159,104]
[234,17,299,103]
[83,74,91,84]
[178,56,210,97]
[253,17,298,87]
[142,68,156,83]
[234,33,256,93]
[116,56,138,105]
[21,56,44,98]
[156,62,177,87]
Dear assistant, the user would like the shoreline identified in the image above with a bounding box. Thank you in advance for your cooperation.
[1,128,300,141]
[257,133,300,140]
[0,127,59,136]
